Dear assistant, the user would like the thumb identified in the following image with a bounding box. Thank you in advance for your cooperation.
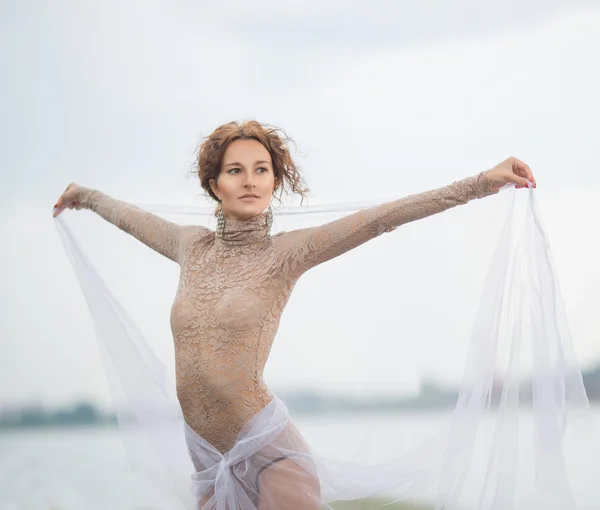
[53,199,66,217]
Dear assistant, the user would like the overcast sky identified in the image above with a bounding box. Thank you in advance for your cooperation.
[1,1,599,410]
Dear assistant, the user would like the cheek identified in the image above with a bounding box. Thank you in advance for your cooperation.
[219,178,238,199]
[262,173,276,190]
[262,178,274,191]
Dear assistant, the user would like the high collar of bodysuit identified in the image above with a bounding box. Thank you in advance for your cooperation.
[216,210,271,246]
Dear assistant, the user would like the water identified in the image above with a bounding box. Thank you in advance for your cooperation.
[1,409,598,510]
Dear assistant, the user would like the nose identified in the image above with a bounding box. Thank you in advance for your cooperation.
[243,175,256,188]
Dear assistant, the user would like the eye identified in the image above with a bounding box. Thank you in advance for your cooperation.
[227,168,240,174]
[257,167,269,173]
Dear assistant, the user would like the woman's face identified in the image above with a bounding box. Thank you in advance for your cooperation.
[209,138,276,221]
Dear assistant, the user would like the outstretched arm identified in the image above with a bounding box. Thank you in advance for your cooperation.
[74,187,196,264]
[276,173,499,277]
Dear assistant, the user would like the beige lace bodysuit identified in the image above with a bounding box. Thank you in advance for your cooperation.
[77,174,497,454]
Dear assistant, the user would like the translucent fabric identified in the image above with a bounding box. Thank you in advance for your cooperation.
[55,182,596,510]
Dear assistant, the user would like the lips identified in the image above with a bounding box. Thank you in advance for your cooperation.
[239,195,259,199]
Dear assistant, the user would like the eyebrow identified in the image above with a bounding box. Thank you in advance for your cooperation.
[224,160,271,168]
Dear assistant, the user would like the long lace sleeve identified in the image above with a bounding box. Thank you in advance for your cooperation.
[77,187,199,264]
[276,173,499,277]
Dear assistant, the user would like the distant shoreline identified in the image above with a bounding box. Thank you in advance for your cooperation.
[3,363,598,430]
[2,393,599,431]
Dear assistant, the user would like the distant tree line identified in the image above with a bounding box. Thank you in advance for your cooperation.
[1,364,598,429]
[0,402,116,429]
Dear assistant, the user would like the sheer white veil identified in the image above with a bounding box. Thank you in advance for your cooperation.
[55,182,596,509]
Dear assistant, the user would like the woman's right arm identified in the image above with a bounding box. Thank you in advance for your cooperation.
[54,184,197,264]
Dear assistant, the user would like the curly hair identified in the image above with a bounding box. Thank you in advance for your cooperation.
[194,120,309,214]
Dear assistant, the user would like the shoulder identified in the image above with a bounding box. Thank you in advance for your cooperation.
[176,225,214,264]
[185,224,214,241]
[179,224,214,250]
[270,227,315,252]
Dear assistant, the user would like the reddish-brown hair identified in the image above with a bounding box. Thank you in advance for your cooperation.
[194,120,309,212]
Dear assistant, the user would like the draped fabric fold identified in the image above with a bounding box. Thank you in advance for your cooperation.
[55,182,596,510]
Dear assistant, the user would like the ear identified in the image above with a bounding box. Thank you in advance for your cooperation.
[209,178,221,200]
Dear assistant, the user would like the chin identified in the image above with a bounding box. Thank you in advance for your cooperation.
[233,203,267,218]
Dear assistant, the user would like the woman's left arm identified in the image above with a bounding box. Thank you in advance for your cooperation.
[275,157,535,277]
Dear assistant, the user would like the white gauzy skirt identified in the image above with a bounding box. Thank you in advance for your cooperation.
[184,394,321,509]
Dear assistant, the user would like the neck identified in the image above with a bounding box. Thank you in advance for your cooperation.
[216,209,271,245]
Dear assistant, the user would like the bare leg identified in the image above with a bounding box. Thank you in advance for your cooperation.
[257,457,321,510]
[197,490,212,510]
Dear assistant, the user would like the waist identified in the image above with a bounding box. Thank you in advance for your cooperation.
[178,382,274,454]
[176,373,269,401]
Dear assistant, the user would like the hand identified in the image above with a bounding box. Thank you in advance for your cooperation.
[53,183,83,217]
[484,157,536,190]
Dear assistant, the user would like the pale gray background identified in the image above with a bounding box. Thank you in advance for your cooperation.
[1,0,599,410]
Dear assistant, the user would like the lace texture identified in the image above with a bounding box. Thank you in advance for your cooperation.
[78,175,498,454]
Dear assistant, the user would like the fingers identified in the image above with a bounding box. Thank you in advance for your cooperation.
[53,194,66,216]
[53,193,70,217]
[53,183,80,217]
[53,197,62,217]
[512,174,529,188]
[53,200,79,216]
[511,157,536,188]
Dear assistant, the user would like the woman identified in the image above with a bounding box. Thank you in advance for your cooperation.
[53,120,536,509]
